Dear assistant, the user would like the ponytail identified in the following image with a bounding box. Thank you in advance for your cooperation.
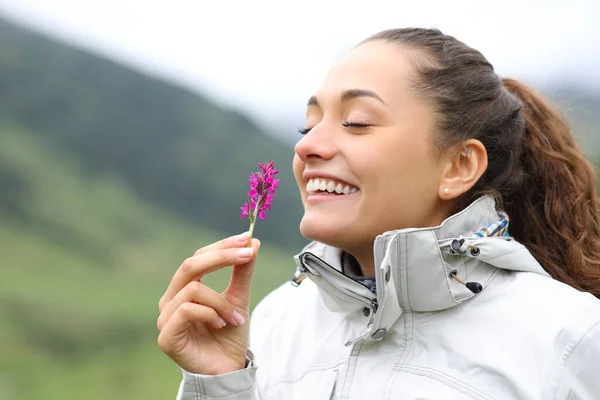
[502,78,600,298]
[367,28,600,297]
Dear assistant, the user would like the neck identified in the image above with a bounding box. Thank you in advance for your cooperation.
[344,246,375,277]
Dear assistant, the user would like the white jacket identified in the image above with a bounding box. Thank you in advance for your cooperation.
[177,197,600,399]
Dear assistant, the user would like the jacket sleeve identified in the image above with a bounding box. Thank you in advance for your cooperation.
[176,365,260,400]
[554,321,600,400]
[174,284,283,399]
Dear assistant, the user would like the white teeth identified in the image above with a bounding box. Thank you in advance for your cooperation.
[326,180,336,192]
[306,178,359,195]
[306,180,313,192]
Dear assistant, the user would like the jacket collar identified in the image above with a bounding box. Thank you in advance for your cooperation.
[294,196,550,344]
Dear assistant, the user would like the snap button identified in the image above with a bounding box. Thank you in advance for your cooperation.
[371,328,387,340]
[451,238,465,253]
[469,246,480,256]
[362,307,371,317]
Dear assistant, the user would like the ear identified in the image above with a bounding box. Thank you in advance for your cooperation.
[438,139,488,199]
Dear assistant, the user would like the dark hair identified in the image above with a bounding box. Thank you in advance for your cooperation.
[363,28,600,298]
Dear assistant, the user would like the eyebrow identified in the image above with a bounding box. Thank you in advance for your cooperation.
[307,89,388,107]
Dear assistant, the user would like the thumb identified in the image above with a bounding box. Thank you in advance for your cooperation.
[225,238,260,309]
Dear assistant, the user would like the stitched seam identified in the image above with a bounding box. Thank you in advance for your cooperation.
[264,368,336,387]
[339,358,351,400]
[405,233,413,311]
[396,365,495,400]
[201,383,255,398]
[264,359,346,388]
[399,365,479,394]
[397,368,482,400]
[384,313,411,400]
[384,337,405,399]
[195,373,203,400]
[552,319,600,400]
[406,311,414,362]
[398,365,493,399]
[341,342,362,399]
[436,232,460,304]
[482,268,499,287]
[394,235,402,307]
[482,246,525,261]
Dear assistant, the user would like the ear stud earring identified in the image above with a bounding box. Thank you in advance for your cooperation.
[443,188,450,195]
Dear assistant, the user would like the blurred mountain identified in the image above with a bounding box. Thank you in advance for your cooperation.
[0,17,306,251]
[0,124,295,399]
[544,87,600,162]
[1,16,599,255]
[0,13,599,399]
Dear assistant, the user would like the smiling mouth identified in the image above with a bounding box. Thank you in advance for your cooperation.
[305,178,359,196]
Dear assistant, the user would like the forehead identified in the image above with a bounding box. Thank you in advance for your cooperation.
[315,41,418,107]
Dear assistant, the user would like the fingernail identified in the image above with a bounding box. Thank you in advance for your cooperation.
[233,310,246,325]
[235,231,251,243]
[218,317,227,327]
[236,247,253,258]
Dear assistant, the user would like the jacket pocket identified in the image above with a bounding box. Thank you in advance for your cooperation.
[265,368,337,400]
[388,365,496,400]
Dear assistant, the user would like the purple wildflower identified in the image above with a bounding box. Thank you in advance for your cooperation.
[240,161,279,237]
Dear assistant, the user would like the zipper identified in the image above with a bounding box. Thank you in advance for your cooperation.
[297,251,382,347]
[298,252,377,309]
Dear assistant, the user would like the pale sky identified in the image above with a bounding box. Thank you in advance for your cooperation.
[0,0,598,134]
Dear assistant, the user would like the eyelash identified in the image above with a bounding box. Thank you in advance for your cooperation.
[298,121,371,135]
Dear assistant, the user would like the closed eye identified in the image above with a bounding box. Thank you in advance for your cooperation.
[342,121,371,129]
[299,121,371,135]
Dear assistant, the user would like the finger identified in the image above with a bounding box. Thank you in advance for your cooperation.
[158,281,243,331]
[158,302,225,354]
[225,238,260,308]
[159,246,255,311]
[193,232,251,256]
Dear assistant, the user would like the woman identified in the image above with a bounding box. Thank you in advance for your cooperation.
[157,28,600,399]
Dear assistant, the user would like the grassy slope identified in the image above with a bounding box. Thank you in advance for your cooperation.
[0,17,305,251]
[0,126,296,400]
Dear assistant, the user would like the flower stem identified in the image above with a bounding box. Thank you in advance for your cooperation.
[248,220,256,242]
[247,195,262,245]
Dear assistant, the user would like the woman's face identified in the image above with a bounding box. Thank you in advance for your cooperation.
[293,40,450,255]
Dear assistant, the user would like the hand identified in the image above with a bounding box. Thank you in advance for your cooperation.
[157,232,260,375]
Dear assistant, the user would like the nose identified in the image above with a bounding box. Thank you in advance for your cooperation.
[294,123,337,163]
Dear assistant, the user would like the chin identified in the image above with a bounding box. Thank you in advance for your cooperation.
[299,213,352,248]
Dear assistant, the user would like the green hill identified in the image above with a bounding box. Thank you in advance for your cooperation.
[0,17,304,400]
[545,87,600,163]
[1,17,599,255]
[0,17,306,251]
[1,13,599,400]
[0,125,295,399]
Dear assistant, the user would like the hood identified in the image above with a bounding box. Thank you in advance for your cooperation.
[293,196,550,345]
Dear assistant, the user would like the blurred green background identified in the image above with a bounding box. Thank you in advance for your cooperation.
[1,13,600,400]
[0,17,305,399]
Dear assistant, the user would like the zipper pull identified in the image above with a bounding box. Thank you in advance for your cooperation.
[290,267,307,287]
[344,301,378,346]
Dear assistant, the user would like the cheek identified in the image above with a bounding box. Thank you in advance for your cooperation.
[359,133,440,214]
[292,154,305,191]
[383,128,438,178]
